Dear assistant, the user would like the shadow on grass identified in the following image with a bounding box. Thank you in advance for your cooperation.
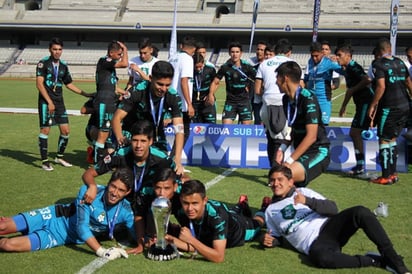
[0,148,90,170]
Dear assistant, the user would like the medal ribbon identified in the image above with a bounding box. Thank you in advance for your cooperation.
[287,86,301,126]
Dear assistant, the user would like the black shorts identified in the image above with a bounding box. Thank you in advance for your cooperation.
[351,103,371,130]
[222,101,252,122]
[94,101,116,131]
[296,146,330,187]
[193,101,216,124]
[38,101,68,128]
[376,107,409,141]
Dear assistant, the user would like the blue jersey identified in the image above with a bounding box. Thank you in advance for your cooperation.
[304,57,341,102]
[21,185,135,250]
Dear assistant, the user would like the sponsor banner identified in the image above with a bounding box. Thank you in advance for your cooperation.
[165,124,408,172]
[390,0,400,56]
[312,0,321,42]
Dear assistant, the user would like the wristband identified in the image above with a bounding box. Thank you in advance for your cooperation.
[285,157,294,165]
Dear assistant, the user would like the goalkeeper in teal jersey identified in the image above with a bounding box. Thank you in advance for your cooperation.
[0,168,136,261]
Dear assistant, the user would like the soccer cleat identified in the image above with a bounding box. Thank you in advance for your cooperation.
[42,161,54,171]
[370,176,393,185]
[383,251,411,274]
[389,174,399,183]
[55,157,73,167]
[260,196,272,212]
[237,195,252,217]
[238,194,248,204]
[365,252,385,269]
[346,166,365,176]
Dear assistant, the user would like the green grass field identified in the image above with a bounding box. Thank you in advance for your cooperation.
[0,79,411,274]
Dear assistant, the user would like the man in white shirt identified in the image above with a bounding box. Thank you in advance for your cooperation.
[255,39,293,166]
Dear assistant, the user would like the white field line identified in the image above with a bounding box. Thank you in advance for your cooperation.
[76,257,109,274]
[204,168,237,190]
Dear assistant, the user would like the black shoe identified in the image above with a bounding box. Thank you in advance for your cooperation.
[384,253,411,274]
[237,195,252,218]
[365,252,385,268]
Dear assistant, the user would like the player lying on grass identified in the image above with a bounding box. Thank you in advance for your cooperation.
[0,168,136,261]
[261,165,410,274]
[165,179,267,263]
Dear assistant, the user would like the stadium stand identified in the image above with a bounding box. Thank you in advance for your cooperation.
[47,0,120,11]
[127,0,199,12]
[0,0,411,78]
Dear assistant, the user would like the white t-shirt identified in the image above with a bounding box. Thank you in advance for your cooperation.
[265,188,330,255]
[128,56,158,85]
[256,55,293,106]
[169,51,194,112]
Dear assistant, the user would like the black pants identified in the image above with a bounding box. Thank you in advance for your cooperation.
[309,206,395,269]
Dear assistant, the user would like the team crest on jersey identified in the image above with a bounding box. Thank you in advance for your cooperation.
[103,154,112,164]
[37,63,43,69]
[281,204,296,219]
[97,212,106,223]
[106,57,113,62]
[29,210,38,216]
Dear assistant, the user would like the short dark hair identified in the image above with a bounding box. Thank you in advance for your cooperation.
[320,40,331,48]
[180,180,206,199]
[107,40,122,54]
[275,61,302,83]
[49,37,63,48]
[139,37,153,50]
[109,168,133,190]
[181,36,197,48]
[130,119,154,140]
[151,60,174,79]
[310,41,322,53]
[228,41,242,52]
[335,44,353,56]
[153,168,177,186]
[275,38,292,55]
[268,165,293,180]
[193,52,204,64]
[375,38,391,53]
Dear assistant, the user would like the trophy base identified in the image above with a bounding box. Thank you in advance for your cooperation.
[147,244,179,261]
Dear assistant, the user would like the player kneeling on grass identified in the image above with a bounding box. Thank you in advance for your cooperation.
[261,165,410,274]
[0,168,136,261]
[164,179,266,263]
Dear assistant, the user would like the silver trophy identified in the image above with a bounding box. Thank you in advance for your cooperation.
[147,197,179,261]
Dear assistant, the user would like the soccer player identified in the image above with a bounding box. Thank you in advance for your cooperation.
[303,41,342,125]
[209,41,256,125]
[367,38,412,184]
[276,61,330,187]
[93,40,129,164]
[169,36,197,147]
[261,165,410,273]
[195,41,215,68]
[192,52,217,124]
[248,40,268,125]
[111,60,185,175]
[0,168,135,261]
[165,179,264,263]
[82,119,179,255]
[321,40,341,90]
[36,37,93,171]
[335,44,374,178]
[403,46,412,142]
[126,37,158,91]
[255,38,294,167]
